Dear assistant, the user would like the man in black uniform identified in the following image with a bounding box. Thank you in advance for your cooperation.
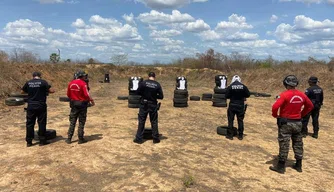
[22,72,55,147]
[302,76,324,139]
[225,75,250,140]
[134,72,164,144]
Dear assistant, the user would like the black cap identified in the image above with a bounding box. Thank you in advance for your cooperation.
[308,76,319,83]
[32,72,41,77]
[148,72,156,78]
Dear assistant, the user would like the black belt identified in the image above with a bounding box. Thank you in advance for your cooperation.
[287,119,301,122]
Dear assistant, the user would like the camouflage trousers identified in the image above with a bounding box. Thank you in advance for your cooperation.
[277,121,303,162]
[68,106,87,138]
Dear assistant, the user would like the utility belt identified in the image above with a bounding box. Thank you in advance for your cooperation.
[70,100,89,108]
[141,99,157,105]
[277,117,301,126]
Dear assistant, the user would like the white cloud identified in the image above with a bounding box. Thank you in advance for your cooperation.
[226,32,259,41]
[137,10,194,25]
[150,29,182,37]
[270,15,278,23]
[123,13,136,26]
[134,0,209,9]
[153,37,184,45]
[94,45,108,51]
[36,0,64,4]
[71,18,86,28]
[70,15,142,42]
[181,19,210,32]
[198,30,221,41]
[216,14,253,31]
[278,0,334,4]
[274,15,334,43]
[67,0,79,4]
[220,40,285,48]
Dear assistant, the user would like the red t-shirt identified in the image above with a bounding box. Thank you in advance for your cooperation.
[67,79,93,102]
[272,89,313,119]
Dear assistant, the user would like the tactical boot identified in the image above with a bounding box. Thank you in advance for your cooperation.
[269,161,286,174]
[78,138,87,144]
[293,159,302,172]
[153,138,160,144]
[133,138,144,144]
[238,135,243,140]
[39,140,50,146]
[312,133,318,139]
[27,141,33,147]
[65,138,72,144]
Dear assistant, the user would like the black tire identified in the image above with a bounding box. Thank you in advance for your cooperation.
[213,94,226,99]
[257,93,272,97]
[212,98,227,103]
[174,90,188,95]
[128,103,140,108]
[173,98,188,104]
[34,129,57,141]
[5,97,25,106]
[217,126,237,136]
[174,93,188,99]
[250,91,257,96]
[117,96,128,100]
[189,96,200,101]
[128,95,142,100]
[202,93,212,99]
[212,102,227,107]
[10,92,28,98]
[129,90,137,95]
[173,102,188,108]
[128,99,141,104]
[214,87,227,94]
[59,97,70,102]
[202,97,212,101]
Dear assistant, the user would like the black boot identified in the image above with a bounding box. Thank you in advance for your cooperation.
[78,137,87,144]
[65,137,72,144]
[312,132,318,139]
[27,141,33,147]
[269,160,286,174]
[293,159,302,172]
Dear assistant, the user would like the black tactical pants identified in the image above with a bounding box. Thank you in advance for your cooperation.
[277,121,303,162]
[227,103,245,137]
[302,108,320,135]
[136,103,159,140]
[68,106,87,139]
[26,106,47,142]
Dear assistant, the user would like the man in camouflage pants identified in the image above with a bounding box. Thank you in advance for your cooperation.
[271,75,313,174]
[66,70,95,144]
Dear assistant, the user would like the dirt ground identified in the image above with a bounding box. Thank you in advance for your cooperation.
[0,79,333,192]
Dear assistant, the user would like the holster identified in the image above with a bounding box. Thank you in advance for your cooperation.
[277,117,288,127]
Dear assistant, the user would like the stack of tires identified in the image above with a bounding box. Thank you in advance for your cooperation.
[173,76,188,108]
[5,92,28,106]
[128,76,143,108]
[212,75,228,108]
[173,90,188,108]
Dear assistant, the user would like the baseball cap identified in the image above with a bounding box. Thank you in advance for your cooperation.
[148,72,156,78]
[32,72,41,77]
[308,76,319,83]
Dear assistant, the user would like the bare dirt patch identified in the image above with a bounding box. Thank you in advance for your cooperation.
[0,80,333,192]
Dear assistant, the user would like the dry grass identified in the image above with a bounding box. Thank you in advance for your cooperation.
[0,78,333,192]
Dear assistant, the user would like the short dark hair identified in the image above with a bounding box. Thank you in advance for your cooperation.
[308,76,318,83]
[32,72,41,77]
[148,72,156,78]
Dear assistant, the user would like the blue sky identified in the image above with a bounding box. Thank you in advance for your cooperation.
[0,0,333,63]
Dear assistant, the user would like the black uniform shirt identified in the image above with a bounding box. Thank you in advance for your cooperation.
[22,78,51,104]
[137,80,164,103]
[226,81,250,105]
[305,85,323,107]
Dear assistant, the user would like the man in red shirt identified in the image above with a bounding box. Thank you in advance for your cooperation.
[270,75,313,174]
[66,70,95,144]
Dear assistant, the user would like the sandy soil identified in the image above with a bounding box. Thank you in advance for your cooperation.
[0,80,333,192]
